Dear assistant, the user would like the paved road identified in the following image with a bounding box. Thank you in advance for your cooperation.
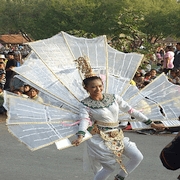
[0,118,179,180]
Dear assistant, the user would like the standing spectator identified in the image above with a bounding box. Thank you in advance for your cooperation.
[159,48,165,59]
[0,61,6,88]
[14,46,24,66]
[173,42,180,70]
[156,52,163,66]
[162,46,175,75]
[143,60,151,73]
[0,54,6,63]
[4,51,17,90]
[0,84,6,114]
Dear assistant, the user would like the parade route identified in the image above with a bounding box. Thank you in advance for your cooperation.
[0,115,179,180]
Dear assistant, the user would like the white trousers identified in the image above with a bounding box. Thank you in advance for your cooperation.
[89,137,143,180]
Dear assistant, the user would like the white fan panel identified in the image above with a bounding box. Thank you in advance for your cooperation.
[161,101,180,119]
[108,46,143,79]
[8,123,78,151]
[130,122,152,130]
[140,74,180,120]
[15,75,78,112]
[121,85,140,101]
[63,33,108,91]
[107,75,130,95]
[141,74,180,103]
[28,33,75,71]
[4,91,79,124]
[55,68,88,101]
[119,87,166,121]
[162,120,180,127]
[119,103,164,122]
[13,52,81,110]
[28,32,108,100]
[63,32,107,69]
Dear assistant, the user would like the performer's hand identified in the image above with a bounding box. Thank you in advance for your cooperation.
[151,122,166,131]
[72,135,83,146]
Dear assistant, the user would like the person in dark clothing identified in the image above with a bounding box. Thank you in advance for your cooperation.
[4,52,17,90]
[0,83,6,114]
[173,42,180,70]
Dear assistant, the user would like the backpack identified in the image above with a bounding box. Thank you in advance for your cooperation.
[160,132,180,170]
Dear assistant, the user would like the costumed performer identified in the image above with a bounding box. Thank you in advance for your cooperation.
[72,57,165,180]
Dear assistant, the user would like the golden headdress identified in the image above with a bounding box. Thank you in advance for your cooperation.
[75,56,96,79]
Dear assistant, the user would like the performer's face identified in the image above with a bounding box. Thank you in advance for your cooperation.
[85,79,103,97]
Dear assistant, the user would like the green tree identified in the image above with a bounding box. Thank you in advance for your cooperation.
[0,0,180,54]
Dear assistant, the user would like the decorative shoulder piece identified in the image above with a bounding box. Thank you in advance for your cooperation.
[81,94,115,109]
[75,56,96,78]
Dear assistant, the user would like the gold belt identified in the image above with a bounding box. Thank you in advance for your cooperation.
[88,121,119,135]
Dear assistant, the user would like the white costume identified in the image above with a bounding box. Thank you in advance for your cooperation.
[78,94,151,180]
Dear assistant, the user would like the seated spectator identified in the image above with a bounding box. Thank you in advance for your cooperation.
[143,72,152,86]
[14,50,23,67]
[28,87,43,103]
[133,71,144,89]
[137,66,146,76]
[168,69,180,85]
[176,69,180,78]
[150,69,157,80]
[23,84,31,96]
[12,89,28,98]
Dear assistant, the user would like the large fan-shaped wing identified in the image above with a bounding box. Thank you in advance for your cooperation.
[5,31,178,150]
[4,91,81,150]
[122,74,180,129]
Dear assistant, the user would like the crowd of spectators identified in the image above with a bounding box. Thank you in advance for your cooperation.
[133,42,180,89]
[130,42,180,135]
[0,44,43,115]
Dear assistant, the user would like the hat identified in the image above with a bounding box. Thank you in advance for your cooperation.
[0,54,5,59]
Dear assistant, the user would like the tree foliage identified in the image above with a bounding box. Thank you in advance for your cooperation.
[0,0,180,53]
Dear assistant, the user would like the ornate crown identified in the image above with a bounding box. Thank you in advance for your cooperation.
[75,56,96,79]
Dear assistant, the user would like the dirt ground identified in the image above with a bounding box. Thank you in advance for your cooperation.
[0,114,7,123]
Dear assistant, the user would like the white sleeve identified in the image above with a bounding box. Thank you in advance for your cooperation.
[78,103,91,132]
[116,95,149,122]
